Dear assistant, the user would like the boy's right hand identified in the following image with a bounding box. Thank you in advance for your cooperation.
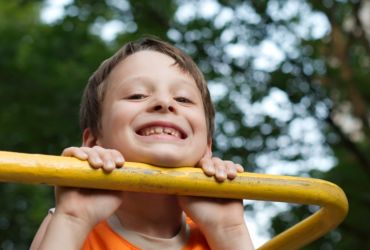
[62,146,125,172]
[54,146,125,227]
[54,186,123,228]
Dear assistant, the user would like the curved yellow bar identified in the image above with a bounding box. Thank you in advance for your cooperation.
[0,151,348,250]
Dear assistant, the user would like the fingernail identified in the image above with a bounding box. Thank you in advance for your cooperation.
[79,152,88,159]
[116,156,124,163]
[206,164,215,174]
[219,169,226,177]
[222,171,227,178]
[216,174,226,182]
[93,158,103,165]
[107,161,115,169]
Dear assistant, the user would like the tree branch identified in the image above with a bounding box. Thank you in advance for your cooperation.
[326,113,370,177]
[352,0,370,57]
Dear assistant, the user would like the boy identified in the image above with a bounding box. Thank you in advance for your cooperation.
[30,37,254,250]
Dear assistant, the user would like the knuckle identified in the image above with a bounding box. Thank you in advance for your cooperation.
[199,158,207,164]
[61,147,78,155]
[81,146,93,152]
[212,157,222,162]
[62,146,74,152]
[92,145,103,150]
[109,149,120,155]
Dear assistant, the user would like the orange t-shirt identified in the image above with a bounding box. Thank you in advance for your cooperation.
[82,218,210,250]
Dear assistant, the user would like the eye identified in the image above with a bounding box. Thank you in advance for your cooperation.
[126,94,147,100]
[175,97,193,104]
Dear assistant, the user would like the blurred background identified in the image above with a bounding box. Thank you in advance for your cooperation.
[0,0,369,249]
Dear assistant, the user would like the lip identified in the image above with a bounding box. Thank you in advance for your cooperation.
[135,121,188,139]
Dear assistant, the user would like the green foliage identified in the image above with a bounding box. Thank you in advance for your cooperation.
[0,184,52,249]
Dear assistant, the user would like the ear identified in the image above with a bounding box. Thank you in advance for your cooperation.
[82,128,100,147]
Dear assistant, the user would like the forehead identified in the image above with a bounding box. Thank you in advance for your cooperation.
[106,50,199,91]
[111,50,189,80]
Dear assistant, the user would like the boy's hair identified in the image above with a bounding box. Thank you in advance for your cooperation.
[80,37,215,139]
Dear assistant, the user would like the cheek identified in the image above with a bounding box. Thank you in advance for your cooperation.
[190,110,209,143]
[101,104,129,133]
[110,102,133,120]
[194,110,208,131]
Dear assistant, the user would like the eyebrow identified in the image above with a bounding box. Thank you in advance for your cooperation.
[119,75,196,88]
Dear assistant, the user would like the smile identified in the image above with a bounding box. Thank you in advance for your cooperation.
[136,122,187,139]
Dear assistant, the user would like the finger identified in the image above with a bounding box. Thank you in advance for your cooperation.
[81,147,104,169]
[109,149,125,168]
[224,161,238,180]
[93,147,125,172]
[62,147,88,160]
[102,149,125,172]
[236,164,244,173]
[92,146,117,172]
[198,158,216,176]
[212,158,227,182]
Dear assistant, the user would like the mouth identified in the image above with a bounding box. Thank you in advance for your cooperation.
[136,122,187,139]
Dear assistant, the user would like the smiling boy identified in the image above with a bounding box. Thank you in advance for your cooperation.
[90,49,211,168]
[30,37,254,250]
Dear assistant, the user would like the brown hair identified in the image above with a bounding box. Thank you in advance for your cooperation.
[80,37,215,139]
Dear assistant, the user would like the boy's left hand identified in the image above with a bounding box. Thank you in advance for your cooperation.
[197,156,244,182]
[188,158,254,249]
[178,196,244,230]
[180,156,245,234]
[178,196,253,250]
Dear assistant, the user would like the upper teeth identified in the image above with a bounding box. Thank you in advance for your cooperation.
[140,126,181,138]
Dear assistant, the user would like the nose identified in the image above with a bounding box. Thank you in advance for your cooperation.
[149,95,175,113]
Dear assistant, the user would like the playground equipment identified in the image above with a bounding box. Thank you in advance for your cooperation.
[0,150,348,250]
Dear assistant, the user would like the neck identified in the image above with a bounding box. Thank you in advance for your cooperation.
[115,192,182,238]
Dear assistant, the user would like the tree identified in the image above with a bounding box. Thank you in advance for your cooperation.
[164,0,370,248]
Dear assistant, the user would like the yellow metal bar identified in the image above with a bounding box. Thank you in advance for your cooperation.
[0,151,348,250]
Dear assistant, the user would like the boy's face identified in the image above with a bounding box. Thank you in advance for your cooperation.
[83,50,211,167]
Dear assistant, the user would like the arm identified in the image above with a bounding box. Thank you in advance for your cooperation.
[30,213,52,250]
[31,207,94,250]
[204,222,253,250]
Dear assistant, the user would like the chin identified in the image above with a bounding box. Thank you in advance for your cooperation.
[128,146,198,167]
[143,154,196,168]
